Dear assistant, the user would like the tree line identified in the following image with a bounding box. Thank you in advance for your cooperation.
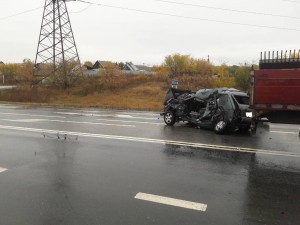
[0,54,255,91]
[161,53,255,91]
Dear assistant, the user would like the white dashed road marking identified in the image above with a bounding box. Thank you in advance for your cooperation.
[115,115,157,120]
[83,110,158,116]
[135,192,207,212]
[55,112,157,120]
[0,112,65,119]
[1,119,135,128]
[96,118,162,125]
[271,131,299,134]
[1,119,46,123]
[0,167,7,173]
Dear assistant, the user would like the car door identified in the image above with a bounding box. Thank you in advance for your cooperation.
[217,94,235,122]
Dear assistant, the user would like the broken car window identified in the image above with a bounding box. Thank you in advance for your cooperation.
[233,95,249,105]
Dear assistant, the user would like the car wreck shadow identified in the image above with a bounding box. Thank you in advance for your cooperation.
[165,122,254,137]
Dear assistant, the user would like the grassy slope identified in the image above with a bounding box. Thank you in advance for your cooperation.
[0,81,167,111]
[0,76,235,111]
[54,84,166,110]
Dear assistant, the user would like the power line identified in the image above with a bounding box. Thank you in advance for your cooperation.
[282,0,300,3]
[77,0,300,32]
[0,4,89,21]
[153,0,300,20]
[0,6,43,21]
[70,4,92,14]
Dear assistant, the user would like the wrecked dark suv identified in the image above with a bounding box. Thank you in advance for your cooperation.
[160,88,253,134]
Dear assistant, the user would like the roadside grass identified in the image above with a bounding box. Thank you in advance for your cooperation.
[0,75,235,111]
[0,86,54,103]
[52,82,166,110]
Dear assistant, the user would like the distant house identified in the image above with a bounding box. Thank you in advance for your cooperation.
[92,60,112,70]
[122,62,155,75]
[135,64,153,73]
[84,60,156,76]
[82,60,112,77]
[0,61,4,65]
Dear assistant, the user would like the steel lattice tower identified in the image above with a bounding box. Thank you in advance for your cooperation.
[34,0,82,79]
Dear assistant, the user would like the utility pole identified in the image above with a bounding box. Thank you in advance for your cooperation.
[34,0,82,84]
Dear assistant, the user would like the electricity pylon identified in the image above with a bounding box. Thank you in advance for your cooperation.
[34,0,82,82]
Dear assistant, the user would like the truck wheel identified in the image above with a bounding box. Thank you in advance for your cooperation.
[164,111,176,126]
[214,118,227,134]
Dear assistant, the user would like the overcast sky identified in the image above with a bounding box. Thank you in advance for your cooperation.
[0,0,300,66]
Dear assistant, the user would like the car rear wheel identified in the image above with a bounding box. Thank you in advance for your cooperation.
[214,118,227,134]
[164,111,176,126]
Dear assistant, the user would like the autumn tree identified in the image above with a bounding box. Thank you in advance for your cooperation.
[17,59,35,84]
[164,54,212,77]
[83,61,93,69]
[234,64,252,91]
[50,60,82,89]
[0,63,18,84]
[213,63,231,78]
[99,62,127,90]
[164,54,190,76]
[190,58,213,76]
[117,62,125,70]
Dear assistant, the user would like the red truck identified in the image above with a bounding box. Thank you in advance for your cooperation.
[250,50,300,134]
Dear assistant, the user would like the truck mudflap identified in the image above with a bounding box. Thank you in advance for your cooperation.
[250,119,258,135]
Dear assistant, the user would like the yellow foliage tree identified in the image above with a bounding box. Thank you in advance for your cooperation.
[17,59,35,84]
[100,62,127,90]
[164,53,212,77]
[0,63,18,84]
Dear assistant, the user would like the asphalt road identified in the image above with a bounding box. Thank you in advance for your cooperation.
[0,104,299,225]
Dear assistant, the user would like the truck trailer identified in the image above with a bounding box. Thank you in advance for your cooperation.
[250,50,300,134]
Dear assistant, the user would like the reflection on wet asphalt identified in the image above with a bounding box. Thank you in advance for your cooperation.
[164,143,300,225]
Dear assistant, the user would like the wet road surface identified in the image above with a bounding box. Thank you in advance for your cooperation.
[0,104,299,225]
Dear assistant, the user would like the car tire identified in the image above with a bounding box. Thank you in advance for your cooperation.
[214,118,227,134]
[164,111,176,126]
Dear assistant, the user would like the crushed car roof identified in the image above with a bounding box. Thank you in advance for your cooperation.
[195,88,245,100]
